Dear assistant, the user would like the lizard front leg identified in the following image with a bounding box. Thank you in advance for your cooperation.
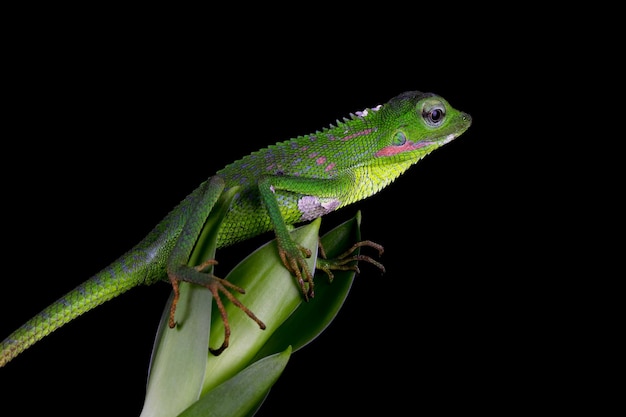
[257,175,354,300]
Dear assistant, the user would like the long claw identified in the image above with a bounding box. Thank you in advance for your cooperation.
[334,240,384,259]
[316,239,385,281]
[278,244,315,300]
[167,264,266,356]
[168,278,181,328]
[206,278,266,355]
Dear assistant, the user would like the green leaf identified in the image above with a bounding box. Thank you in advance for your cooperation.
[178,346,292,417]
[200,218,321,394]
[142,205,368,417]
[140,186,239,417]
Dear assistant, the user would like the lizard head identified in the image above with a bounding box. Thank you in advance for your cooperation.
[332,90,472,206]
[373,91,472,160]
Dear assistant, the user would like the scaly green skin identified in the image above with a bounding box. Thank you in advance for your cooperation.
[0,91,471,367]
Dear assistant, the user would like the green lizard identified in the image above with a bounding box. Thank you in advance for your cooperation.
[0,90,471,367]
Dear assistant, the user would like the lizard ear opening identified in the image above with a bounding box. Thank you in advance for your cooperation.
[392,131,407,146]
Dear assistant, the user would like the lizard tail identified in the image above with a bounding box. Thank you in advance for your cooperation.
[0,272,138,367]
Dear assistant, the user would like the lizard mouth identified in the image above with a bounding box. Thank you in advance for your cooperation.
[418,133,457,148]
[375,133,458,157]
[412,132,459,150]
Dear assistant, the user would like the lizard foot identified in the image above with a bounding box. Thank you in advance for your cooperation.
[278,244,315,300]
[316,239,386,282]
[167,260,266,356]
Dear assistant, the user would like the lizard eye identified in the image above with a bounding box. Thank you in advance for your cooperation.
[422,103,446,127]
[392,131,406,146]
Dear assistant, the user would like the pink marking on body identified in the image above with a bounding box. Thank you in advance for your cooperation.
[300,146,309,151]
[375,140,432,157]
[309,152,318,158]
[325,162,336,172]
[342,128,373,141]
[316,156,326,165]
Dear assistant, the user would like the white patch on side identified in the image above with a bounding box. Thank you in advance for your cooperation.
[270,185,276,193]
[298,196,341,221]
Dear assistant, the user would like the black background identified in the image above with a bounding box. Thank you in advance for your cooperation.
[0,9,600,417]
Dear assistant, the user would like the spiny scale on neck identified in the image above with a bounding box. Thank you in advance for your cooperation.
[217,103,386,186]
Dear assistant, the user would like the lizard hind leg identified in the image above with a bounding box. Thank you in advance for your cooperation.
[167,261,266,356]
[316,239,386,282]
